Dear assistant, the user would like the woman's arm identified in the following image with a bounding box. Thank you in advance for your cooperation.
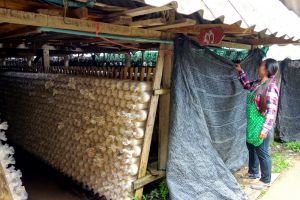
[259,83,279,138]
[234,64,256,90]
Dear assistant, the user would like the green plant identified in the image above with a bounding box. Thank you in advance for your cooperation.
[159,180,169,200]
[141,189,159,200]
[270,140,279,148]
[272,153,289,173]
[285,142,300,153]
[132,196,139,200]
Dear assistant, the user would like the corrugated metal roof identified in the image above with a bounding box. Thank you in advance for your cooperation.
[144,0,300,41]
[281,0,300,16]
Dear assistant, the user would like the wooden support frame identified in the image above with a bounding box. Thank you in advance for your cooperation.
[42,47,50,72]
[158,34,173,170]
[0,164,14,200]
[134,41,173,199]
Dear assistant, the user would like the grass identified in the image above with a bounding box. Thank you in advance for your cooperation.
[285,142,300,153]
[272,152,290,173]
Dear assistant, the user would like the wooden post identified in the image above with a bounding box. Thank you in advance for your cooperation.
[134,44,166,199]
[26,56,32,67]
[64,55,70,67]
[0,58,6,67]
[42,47,50,73]
[0,164,14,200]
[158,34,173,170]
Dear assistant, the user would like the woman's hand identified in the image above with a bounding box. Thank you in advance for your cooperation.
[234,63,242,72]
[259,132,267,139]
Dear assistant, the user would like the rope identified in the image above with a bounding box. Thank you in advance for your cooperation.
[227,0,250,28]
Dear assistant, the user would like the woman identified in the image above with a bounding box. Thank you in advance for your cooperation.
[234,59,279,190]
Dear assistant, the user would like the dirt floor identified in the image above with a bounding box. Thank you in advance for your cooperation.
[13,145,105,200]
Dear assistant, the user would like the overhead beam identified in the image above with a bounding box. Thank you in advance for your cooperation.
[106,4,176,18]
[94,2,128,12]
[232,37,299,45]
[104,16,132,25]
[130,18,167,28]
[149,19,197,31]
[168,24,256,35]
[0,8,162,39]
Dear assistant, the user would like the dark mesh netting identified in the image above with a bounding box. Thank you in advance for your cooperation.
[275,59,300,141]
[167,36,266,200]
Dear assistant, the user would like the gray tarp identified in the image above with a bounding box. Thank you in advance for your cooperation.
[276,59,300,141]
[167,37,265,200]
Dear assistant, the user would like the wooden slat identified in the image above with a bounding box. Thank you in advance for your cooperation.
[133,171,165,190]
[168,24,256,35]
[134,44,166,199]
[124,66,128,79]
[0,163,14,200]
[106,5,175,19]
[129,18,167,28]
[149,18,197,31]
[140,67,146,81]
[146,68,152,81]
[151,68,156,82]
[105,16,132,25]
[129,67,134,80]
[158,36,173,170]
[42,48,50,73]
[94,2,128,12]
[134,67,139,81]
[0,8,162,39]
[72,7,89,19]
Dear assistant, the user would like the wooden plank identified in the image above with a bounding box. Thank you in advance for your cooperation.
[94,2,128,12]
[72,7,89,19]
[129,67,134,80]
[158,36,173,170]
[42,48,50,73]
[106,5,175,19]
[133,171,165,190]
[232,37,298,45]
[129,18,167,28]
[146,67,152,81]
[168,24,256,35]
[140,67,146,81]
[149,19,196,31]
[124,67,128,79]
[37,9,61,16]
[105,16,132,25]
[0,8,162,39]
[134,67,139,81]
[0,163,14,200]
[134,44,166,199]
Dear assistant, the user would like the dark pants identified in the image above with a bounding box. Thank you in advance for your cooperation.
[246,132,272,183]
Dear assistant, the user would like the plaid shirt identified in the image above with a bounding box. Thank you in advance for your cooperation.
[238,70,279,135]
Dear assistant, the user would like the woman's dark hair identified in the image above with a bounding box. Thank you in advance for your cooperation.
[262,58,279,77]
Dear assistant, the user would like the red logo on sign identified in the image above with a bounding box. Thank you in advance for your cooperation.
[198,28,224,45]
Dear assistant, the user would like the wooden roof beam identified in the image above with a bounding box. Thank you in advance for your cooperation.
[232,37,299,45]
[129,18,167,28]
[106,4,177,19]
[0,8,162,39]
[168,24,255,35]
[148,19,196,31]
